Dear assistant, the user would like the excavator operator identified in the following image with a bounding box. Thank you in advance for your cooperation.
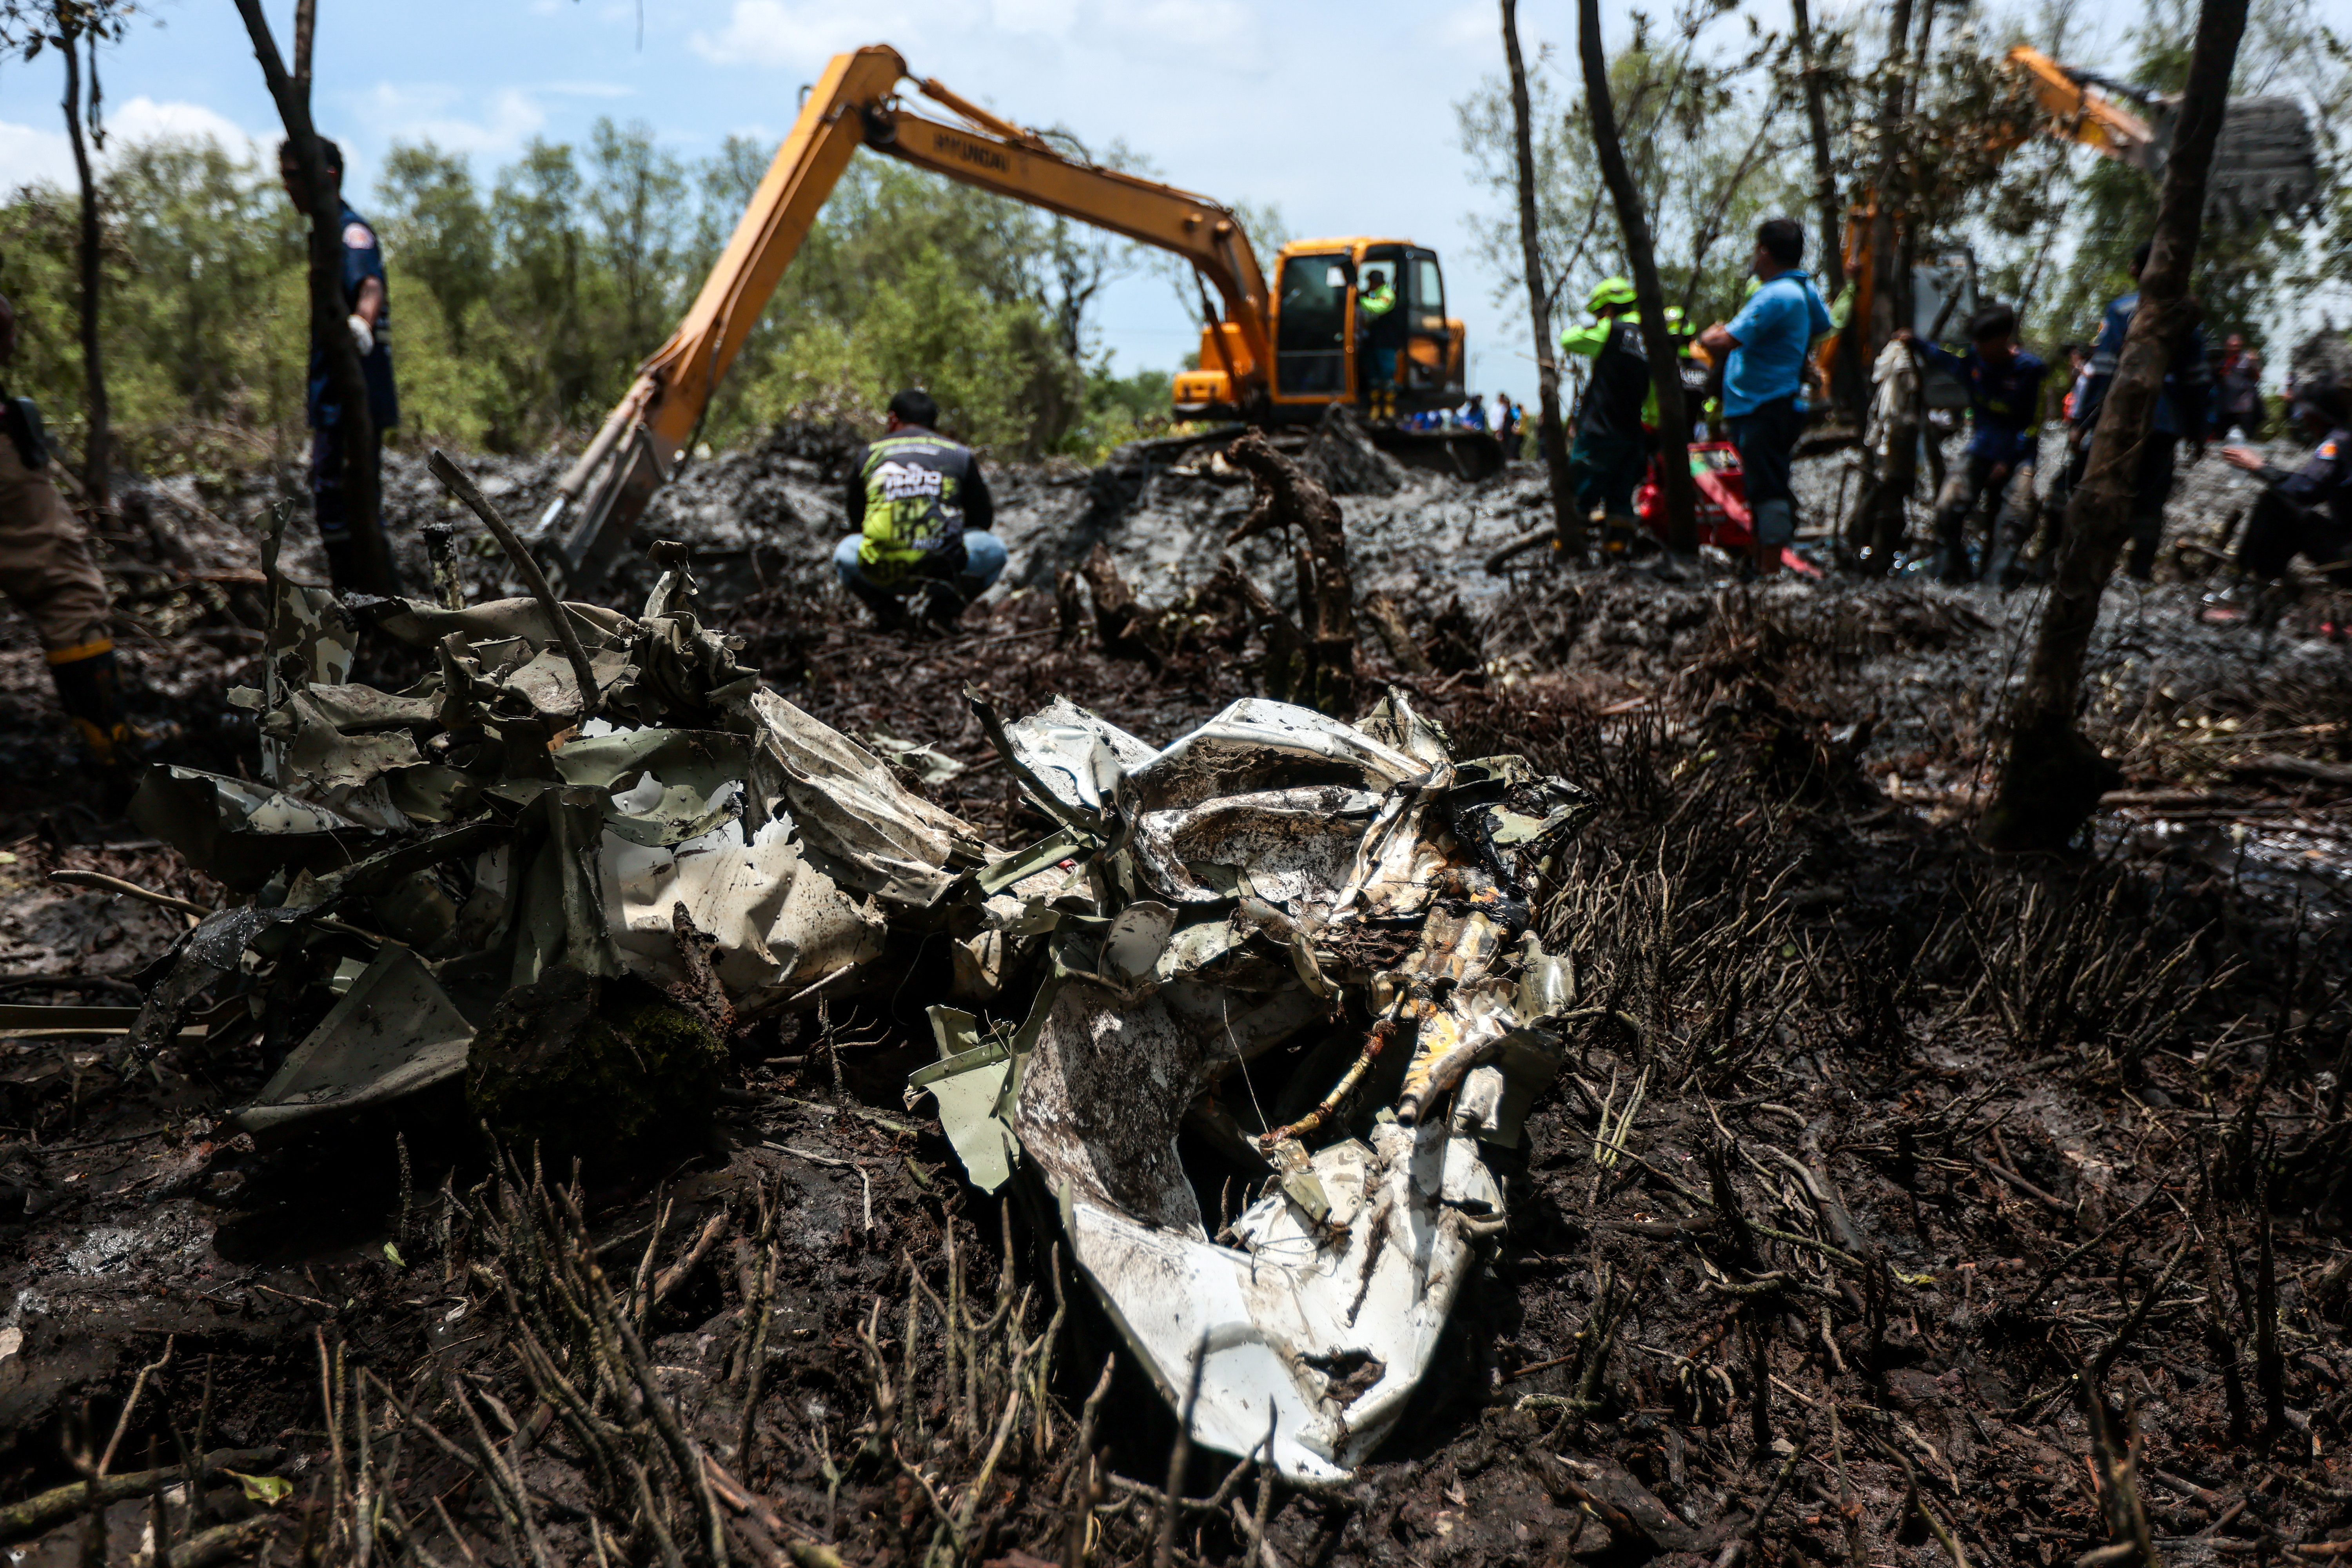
[1358,267,1402,421]
[835,388,1006,626]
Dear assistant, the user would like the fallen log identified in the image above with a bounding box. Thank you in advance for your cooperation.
[0,1447,281,1545]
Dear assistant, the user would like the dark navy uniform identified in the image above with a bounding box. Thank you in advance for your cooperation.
[1920,342,2049,581]
[308,203,398,577]
[2239,426,2352,584]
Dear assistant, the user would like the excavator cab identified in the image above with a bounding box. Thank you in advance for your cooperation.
[1247,239,1465,421]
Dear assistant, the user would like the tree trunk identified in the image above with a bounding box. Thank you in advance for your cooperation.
[1790,0,1843,299]
[1864,0,1917,365]
[1578,0,1697,552]
[1501,0,1584,559]
[1792,0,1864,420]
[231,0,396,595]
[1978,0,2248,855]
[59,28,109,516]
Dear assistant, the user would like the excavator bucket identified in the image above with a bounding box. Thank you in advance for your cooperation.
[2185,96,2321,222]
[1370,426,1507,483]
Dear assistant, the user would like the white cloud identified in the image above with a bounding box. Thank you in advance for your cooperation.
[1111,0,1260,56]
[103,96,265,156]
[352,83,550,160]
[0,120,75,189]
[1,98,270,192]
[687,0,926,70]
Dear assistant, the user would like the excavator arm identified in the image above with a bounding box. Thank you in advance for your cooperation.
[1818,46,2164,423]
[534,42,1272,592]
[1995,46,2159,166]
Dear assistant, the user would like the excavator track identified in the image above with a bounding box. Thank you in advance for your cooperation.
[1370,426,1508,483]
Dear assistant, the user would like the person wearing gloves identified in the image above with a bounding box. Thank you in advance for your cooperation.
[279,135,399,593]
[2218,377,2352,587]
[1698,218,1833,576]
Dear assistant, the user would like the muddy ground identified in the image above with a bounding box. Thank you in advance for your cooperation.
[2,424,2350,1568]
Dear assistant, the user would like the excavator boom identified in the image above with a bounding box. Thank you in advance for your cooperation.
[535,44,1280,591]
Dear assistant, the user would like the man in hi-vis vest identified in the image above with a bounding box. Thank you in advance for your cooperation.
[834,389,1006,626]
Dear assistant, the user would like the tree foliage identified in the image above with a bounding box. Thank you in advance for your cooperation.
[1457,0,2347,374]
[1458,1,1813,343]
[0,120,1183,471]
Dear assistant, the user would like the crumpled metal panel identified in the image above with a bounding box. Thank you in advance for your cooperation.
[232,945,474,1136]
[1072,1120,1500,1481]
[133,555,995,1138]
[598,813,883,1005]
[740,689,987,908]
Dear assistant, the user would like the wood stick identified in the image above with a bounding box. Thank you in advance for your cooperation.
[427,449,602,721]
[0,1448,279,1546]
[48,869,212,919]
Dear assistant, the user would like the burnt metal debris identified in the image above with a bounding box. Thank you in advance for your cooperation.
[914,691,1593,1479]
[114,463,1593,1481]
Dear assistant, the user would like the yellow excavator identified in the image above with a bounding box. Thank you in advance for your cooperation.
[1819,44,2318,407]
[533,44,1486,592]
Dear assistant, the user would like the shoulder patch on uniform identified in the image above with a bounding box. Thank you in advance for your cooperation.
[343,221,376,250]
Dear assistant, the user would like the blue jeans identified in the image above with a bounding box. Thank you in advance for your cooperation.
[833,531,1007,595]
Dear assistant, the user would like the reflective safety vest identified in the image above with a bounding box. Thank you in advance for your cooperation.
[855,430,977,586]
[1359,283,1396,319]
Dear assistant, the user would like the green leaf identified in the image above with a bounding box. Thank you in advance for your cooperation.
[383,1241,407,1269]
[223,1470,292,1507]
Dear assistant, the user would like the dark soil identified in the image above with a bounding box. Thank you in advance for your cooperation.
[2,429,2350,1568]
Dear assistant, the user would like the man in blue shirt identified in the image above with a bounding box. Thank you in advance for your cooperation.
[1698,218,1833,575]
[1900,303,2048,586]
[280,135,399,593]
[2071,239,2209,581]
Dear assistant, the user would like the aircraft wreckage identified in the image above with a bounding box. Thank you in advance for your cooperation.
[118,492,1593,1484]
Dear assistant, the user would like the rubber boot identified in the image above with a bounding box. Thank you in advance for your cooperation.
[1748,499,1793,578]
[321,536,366,595]
[49,642,128,766]
[320,532,404,597]
[2125,514,2162,583]
[1983,538,2019,592]
[1933,528,1975,584]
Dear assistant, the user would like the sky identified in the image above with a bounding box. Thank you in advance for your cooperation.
[2,0,2347,409]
